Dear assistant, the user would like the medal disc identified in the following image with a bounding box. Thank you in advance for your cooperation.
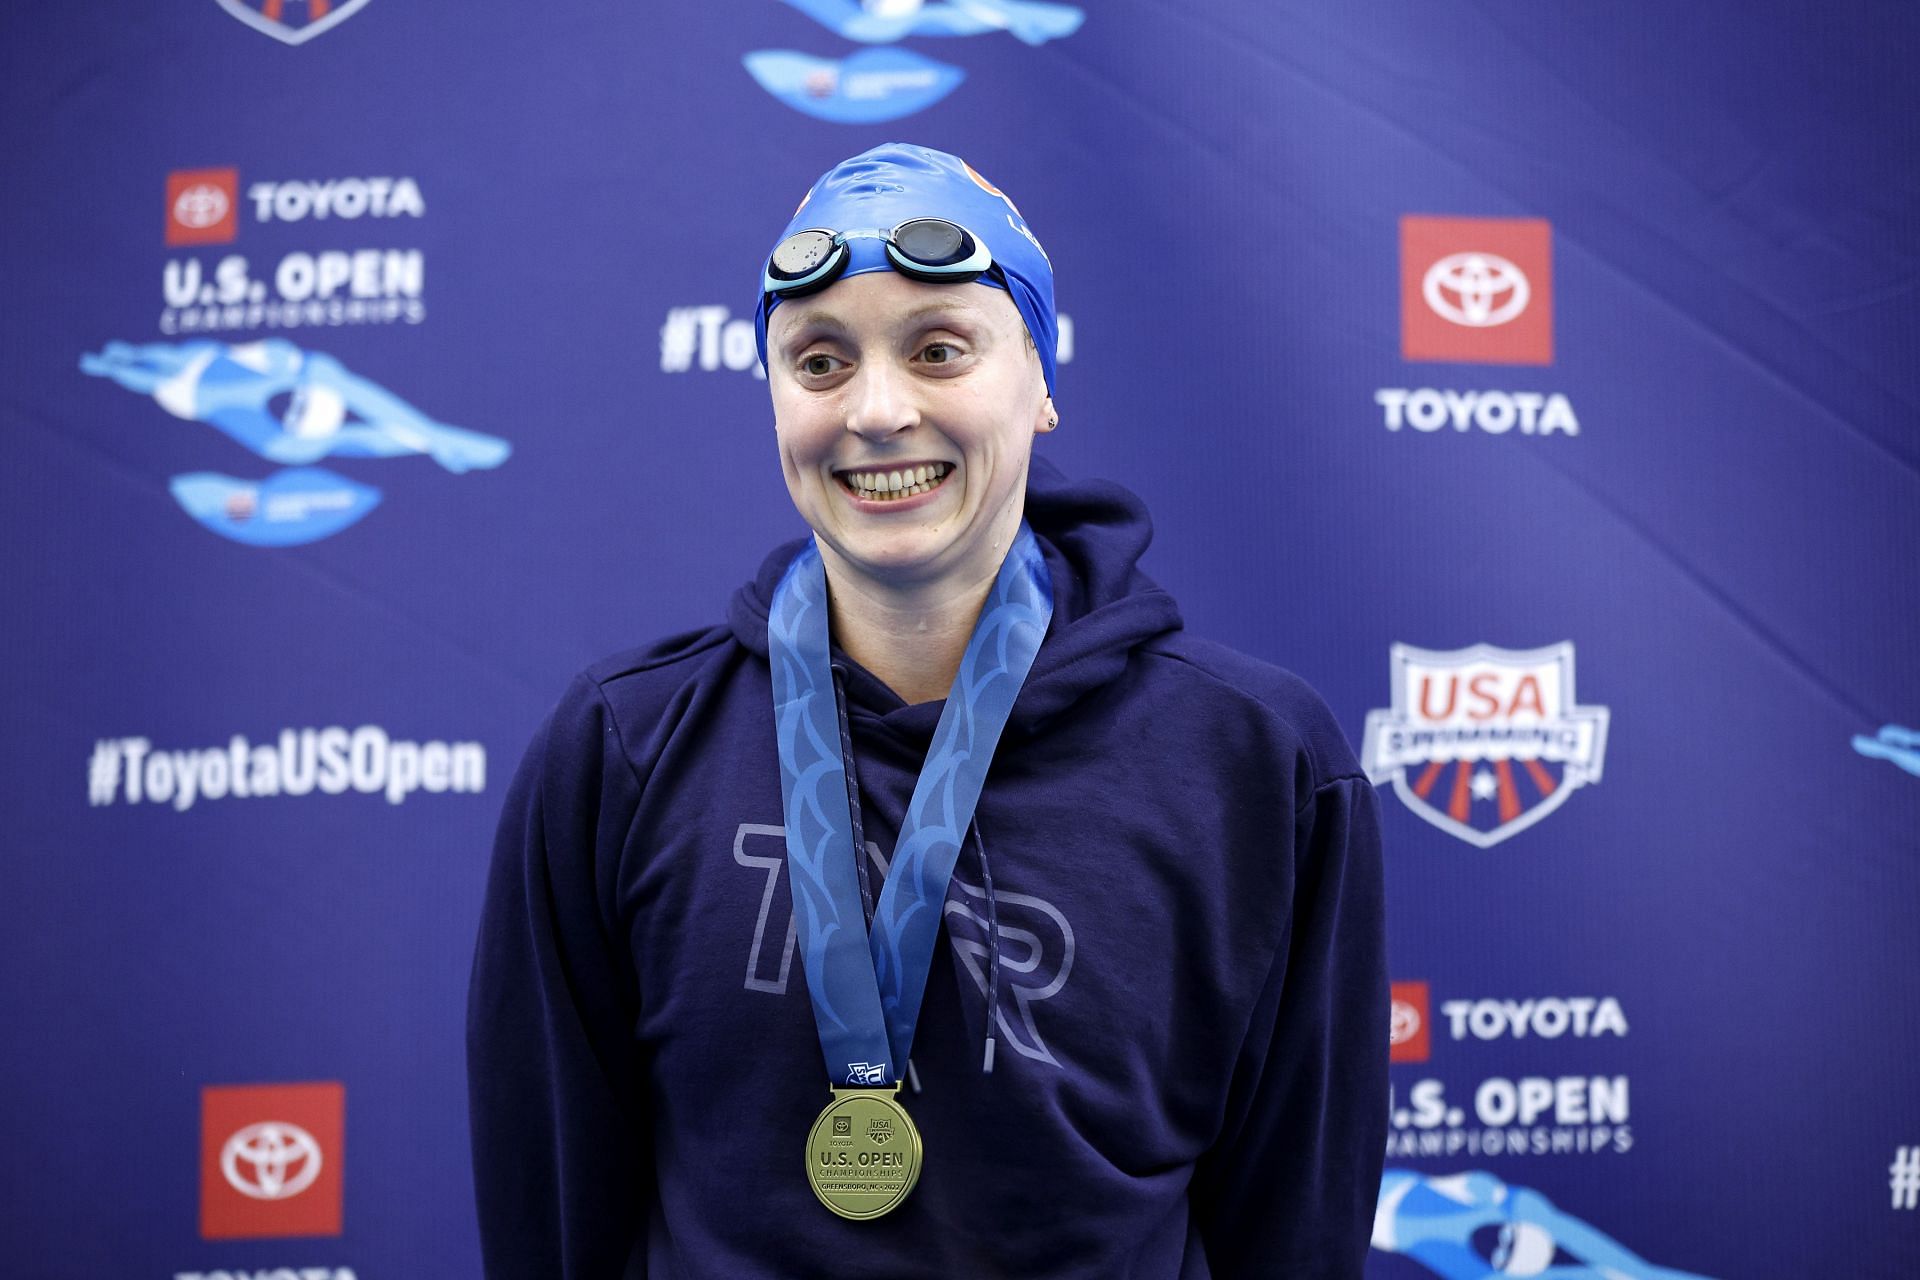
[804,1088,923,1220]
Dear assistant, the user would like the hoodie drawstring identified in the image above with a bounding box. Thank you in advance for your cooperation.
[829,663,1004,1080]
[970,817,1002,1074]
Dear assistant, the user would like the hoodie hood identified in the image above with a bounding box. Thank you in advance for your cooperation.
[729,454,1183,737]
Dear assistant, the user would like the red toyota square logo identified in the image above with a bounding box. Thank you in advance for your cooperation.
[1389,981,1431,1064]
[1400,215,1553,365]
[166,168,239,246]
[200,1081,344,1239]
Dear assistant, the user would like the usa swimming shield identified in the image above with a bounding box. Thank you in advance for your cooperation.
[214,0,374,46]
[1360,643,1610,848]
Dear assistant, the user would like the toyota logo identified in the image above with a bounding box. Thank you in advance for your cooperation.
[220,1120,323,1200]
[1389,998,1422,1046]
[173,183,230,230]
[1422,251,1530,328]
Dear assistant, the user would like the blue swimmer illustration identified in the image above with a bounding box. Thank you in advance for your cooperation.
[79,339,509,474]
[782,0,1084,46]
[1372,1169,1715,1279]
[1852,724,1920,778]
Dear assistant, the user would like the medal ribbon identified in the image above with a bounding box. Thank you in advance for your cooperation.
[769,525,1053,1087]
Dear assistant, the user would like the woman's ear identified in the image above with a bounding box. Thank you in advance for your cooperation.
[1035,395,1058,434]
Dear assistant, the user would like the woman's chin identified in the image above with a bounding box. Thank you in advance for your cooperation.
[829,532,956,586]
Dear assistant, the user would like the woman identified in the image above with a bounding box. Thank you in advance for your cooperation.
[468,143,1387,1278]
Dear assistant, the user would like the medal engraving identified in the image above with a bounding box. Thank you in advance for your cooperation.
[804,1088,922,1220]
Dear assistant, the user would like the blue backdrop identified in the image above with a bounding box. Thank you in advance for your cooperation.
[3,2,1917,1276]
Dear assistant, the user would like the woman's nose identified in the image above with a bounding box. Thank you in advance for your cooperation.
[845,360,919,440]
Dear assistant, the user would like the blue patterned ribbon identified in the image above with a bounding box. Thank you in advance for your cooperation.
[769,525,1053,1087]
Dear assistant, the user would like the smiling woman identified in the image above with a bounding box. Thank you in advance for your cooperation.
[468,143,1388,1279]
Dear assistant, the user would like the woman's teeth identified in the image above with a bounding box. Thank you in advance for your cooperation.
[842,462,952,502]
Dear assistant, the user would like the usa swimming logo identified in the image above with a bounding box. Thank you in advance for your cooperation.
[743,49,966,124]
[1360,643,1610,848]
[215,0,373,45]
[80,338,507,546]
[746,0,1084,123]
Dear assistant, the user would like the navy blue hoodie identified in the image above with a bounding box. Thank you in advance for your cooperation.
[467,459,1387,1277]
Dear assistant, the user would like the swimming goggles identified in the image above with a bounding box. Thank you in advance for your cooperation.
[762,217,997,299]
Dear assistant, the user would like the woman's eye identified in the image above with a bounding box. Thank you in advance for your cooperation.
[921,343,957,364]
[801,354,838,377]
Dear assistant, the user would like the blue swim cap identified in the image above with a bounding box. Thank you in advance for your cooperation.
[754,143,1058,396]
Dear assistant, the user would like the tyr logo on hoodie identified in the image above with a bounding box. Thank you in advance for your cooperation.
[732,822,1076,1067]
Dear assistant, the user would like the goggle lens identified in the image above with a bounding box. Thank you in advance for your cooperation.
[768,229,841,281]
[891,218,970,267]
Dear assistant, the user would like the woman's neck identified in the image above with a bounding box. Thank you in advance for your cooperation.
[821,555,1003,706]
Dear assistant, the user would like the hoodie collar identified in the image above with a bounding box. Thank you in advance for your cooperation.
[729,455,1183,739]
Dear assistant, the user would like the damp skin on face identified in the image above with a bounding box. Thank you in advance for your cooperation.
[767,269,1052,600]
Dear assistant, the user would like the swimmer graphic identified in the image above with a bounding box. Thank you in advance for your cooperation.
[1372,1169,1716,1279]
[79,339,510,474]
[783,0,1084,46]
[1852,724,1920,778]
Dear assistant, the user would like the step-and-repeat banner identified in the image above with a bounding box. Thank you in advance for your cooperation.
[3,2,1916,1276]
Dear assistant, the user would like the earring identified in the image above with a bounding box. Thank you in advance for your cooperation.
[1047,415,1058,428]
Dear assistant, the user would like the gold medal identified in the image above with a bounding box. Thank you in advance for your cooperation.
[804,1086,923,1220]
